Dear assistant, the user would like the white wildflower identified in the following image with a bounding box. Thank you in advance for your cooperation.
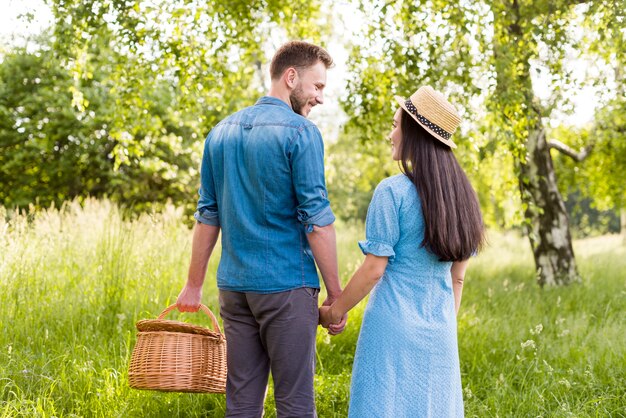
[559,378,571,389]
[542,360,554,374]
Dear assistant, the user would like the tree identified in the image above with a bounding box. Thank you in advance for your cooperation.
[0,32,200,212]
[552,95,626,240]
[343,0,625,286]
[549,5,626,242]
[1,0,328,212]
[45,0,326,142]
[0,38,112,209]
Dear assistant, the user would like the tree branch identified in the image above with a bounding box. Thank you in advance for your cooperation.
[548,139,593,162]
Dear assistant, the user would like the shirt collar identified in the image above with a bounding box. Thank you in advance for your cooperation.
[255,96,292,110]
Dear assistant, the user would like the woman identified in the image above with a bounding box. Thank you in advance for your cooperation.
[320,86,485,417]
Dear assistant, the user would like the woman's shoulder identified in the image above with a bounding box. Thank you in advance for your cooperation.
[376,174,414,195]
[374,174,421,211]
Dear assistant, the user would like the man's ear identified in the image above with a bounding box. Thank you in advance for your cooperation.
[284,67,298,89]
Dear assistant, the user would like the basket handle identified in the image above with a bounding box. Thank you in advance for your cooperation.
[158,304,223,334]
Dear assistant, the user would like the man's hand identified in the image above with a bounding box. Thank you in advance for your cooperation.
[321,295,338,307]
[176,284,203,312]
[177,223,220,313]
[319,303,347,335]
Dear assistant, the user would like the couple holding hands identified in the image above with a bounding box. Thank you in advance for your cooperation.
[176,41,484,418]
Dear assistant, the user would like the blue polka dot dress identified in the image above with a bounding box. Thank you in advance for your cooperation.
[348,174,464,417]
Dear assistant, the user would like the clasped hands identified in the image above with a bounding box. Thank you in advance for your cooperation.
[319,298,347,335]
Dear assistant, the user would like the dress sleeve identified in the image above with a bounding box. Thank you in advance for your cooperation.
[358,181,400,264]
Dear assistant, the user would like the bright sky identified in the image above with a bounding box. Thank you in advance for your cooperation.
[0,0,599,137]
[0,0,53,39]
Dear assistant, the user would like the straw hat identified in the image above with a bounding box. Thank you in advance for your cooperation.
[395,86,461,149]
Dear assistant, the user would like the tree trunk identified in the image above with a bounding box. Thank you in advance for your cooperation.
[492,0,583,286]
[518,125,581,286]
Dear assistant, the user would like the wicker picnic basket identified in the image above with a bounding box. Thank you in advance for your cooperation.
[128,304,227,393]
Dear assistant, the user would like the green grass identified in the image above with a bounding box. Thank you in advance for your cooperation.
[1,200,624,417]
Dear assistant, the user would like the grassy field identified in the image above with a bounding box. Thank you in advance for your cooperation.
[1,200,624,417]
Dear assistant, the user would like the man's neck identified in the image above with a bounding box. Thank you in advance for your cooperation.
[267,86,292,109]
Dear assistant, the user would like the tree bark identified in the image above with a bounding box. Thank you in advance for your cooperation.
[548,139,593,162]
[519,125,581,286]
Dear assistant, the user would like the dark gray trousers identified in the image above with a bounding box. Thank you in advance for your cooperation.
[219,288,319,418]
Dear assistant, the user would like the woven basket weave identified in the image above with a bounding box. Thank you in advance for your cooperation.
[128,304,227,393]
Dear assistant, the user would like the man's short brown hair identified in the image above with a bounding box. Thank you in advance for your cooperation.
[270,41,333,80]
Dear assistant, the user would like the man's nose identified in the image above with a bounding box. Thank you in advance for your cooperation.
[316,93,324,105]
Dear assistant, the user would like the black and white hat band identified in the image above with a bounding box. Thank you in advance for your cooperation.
[404,99,452,140]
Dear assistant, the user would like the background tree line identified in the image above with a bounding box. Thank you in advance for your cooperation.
[1,0,624,287]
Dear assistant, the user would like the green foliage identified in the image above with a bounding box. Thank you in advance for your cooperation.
[342,0,626,230]
[0,43,100,208]
[3,0,623,236]
[343,1,488,146]
[0,35,200,213]
[1,201,624,416]
[589,96,626,210]
[562,191,620,238]
[1,0,329,213]
[554,97,626,210]
[326,130,398,222]
[339,0,520,228]
[547,0,626,219]
[46,0,326,136]
[551,95,626,234]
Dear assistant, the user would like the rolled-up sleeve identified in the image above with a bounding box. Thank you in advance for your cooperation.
[194,134,220,226]
[358,182,400,263]
[290,125,335,233]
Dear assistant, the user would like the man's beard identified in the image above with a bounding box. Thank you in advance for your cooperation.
[289,85,308,116]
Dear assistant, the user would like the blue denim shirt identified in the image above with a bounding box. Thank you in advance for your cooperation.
[194,96,335,293]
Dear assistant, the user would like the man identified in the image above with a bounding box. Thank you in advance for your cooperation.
[176,41,347,418]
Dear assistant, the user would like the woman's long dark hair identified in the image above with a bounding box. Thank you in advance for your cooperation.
[399,110,485,261]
